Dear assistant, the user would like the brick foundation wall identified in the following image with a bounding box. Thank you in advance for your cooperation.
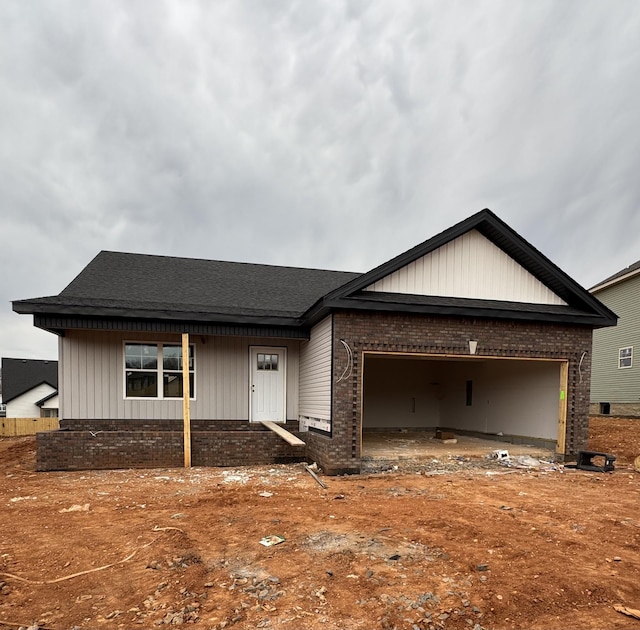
[59,418,300,432]
[303,429,357,476]
[305,311,593,474]
[37,420,305,471]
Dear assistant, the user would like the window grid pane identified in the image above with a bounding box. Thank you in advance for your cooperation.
[257,353,279,371]
[163,373,195,398]
[163,345,182,370]
[619,347,633,368]
[125,344,158,370]
[126,371,158,397]
[125,343,194,399]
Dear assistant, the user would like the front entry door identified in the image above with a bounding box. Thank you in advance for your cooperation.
[250,347,286,423]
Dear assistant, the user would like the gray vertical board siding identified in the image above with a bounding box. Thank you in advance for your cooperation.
[214,336,246,420]
[364,230,566,305]
[591,274,640,402]
[60,330,300,420]
[299,316,333,420]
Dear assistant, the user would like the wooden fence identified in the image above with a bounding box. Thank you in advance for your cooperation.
[0,417,59,437]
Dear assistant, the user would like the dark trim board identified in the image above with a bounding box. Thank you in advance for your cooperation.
[32,315,309,340]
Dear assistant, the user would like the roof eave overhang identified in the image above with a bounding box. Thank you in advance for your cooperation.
[14,301,309,339]
[310,297,617,328]
[32,314,310,340]
[35,390,59,407]
[14,302,304,327]
[590,266,640,293]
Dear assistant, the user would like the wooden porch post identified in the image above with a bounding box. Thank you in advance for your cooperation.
[182,333,191,468]
[557,360,569,455]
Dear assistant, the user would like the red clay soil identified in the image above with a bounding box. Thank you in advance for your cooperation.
[0,417,638,630]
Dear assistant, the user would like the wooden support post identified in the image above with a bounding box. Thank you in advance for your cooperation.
[557,360,568,455]
[182,333,191,468]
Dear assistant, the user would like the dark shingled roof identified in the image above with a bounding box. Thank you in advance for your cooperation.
[12,209,617,331]
[2,357,58,404]
[15,251,361,323]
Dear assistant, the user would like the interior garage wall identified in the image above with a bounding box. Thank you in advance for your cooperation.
[363,358,440,428]
[438,360,560,440]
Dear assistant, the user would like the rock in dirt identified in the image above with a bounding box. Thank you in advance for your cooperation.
[59,503,90,513]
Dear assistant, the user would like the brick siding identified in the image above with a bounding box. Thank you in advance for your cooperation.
[37,420,305,471]
[304,311,593,474]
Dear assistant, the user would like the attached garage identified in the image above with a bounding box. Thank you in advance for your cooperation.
[362,353,567,452]
[15,208,616,474]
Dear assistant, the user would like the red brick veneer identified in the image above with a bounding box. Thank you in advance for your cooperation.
[305,311,592,475]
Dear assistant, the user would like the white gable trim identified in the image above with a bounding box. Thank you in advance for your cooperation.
[40,394,59,410]
[363,230,567,305]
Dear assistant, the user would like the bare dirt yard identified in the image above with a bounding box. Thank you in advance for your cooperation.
[0,417,639,630]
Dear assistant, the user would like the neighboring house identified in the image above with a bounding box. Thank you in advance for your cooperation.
[590,260,640,416]
[1,358,59,419]
[13,209,616,473]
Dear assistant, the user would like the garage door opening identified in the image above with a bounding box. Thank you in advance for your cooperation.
[361,353,567,459]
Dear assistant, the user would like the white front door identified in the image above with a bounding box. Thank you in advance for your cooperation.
[250,347,286,423]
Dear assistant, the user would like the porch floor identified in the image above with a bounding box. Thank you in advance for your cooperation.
[361,430,555,461]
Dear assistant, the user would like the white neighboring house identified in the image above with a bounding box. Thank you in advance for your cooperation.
[8,383,58,418]
[1,358,58,418]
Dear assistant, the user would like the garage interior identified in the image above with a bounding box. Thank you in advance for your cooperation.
[361,353,564,460]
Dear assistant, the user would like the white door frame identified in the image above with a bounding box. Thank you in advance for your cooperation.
[249,346,287,423]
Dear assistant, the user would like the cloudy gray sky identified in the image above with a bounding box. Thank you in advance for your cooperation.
[2,0,640,362]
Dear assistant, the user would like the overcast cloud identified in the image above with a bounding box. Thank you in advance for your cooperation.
[1,0,639,363]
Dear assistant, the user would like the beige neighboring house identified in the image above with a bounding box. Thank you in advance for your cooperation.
[1,358,59,418]
[590,260,640,416]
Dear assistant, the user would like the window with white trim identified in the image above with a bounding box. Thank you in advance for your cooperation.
[125,343,195,399]
[619,346,633,369]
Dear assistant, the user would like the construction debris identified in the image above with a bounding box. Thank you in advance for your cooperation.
[259,535,285,547]
[614,604,640,620]
[305,464,328,489]
[565,450,616,473]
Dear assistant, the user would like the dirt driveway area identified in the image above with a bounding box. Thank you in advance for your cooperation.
[0,418,639,630]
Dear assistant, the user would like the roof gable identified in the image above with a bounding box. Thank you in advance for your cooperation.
[310,209,616,327]
[1,358,58,404]
[363,229,567,305]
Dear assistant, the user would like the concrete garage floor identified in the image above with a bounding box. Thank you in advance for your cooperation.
[361,430,556,462]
